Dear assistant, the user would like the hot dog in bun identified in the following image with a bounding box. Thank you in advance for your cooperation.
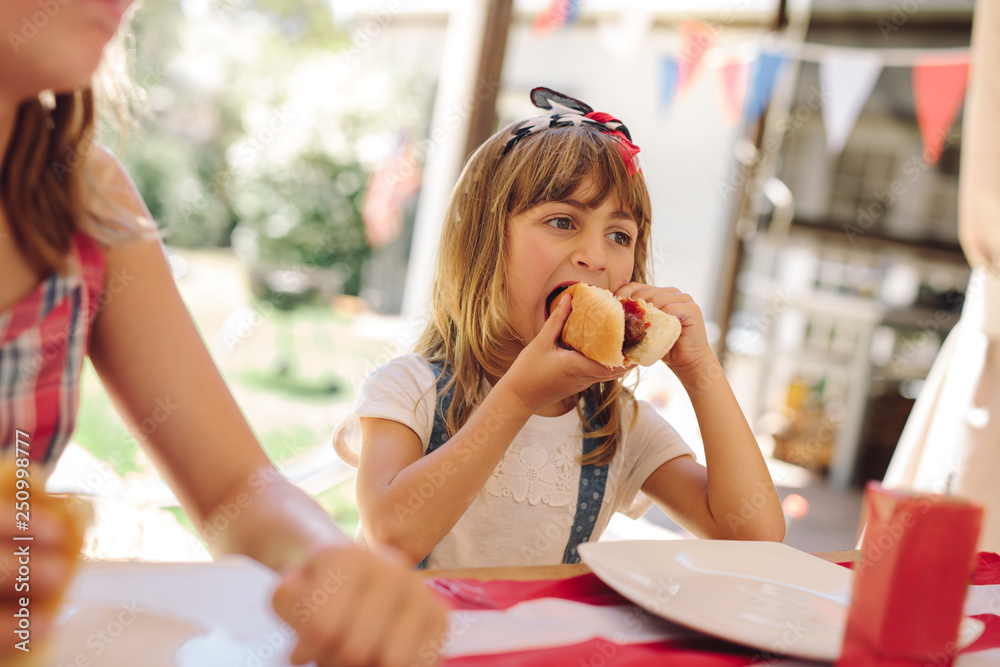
[546,283,682,368]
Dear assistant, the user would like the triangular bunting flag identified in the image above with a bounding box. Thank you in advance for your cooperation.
[912,57,969,165]
[742,49,785,125]
[362,134,422,249]
[659,57,679,113]
[677,21,718,96]
[533,0,581,36]
[717,60,748,126]
[820,49,884,154]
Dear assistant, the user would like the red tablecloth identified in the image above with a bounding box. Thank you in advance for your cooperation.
[428,553,1000,666]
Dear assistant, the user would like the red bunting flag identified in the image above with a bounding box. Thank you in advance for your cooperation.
[362,136,422,249]
[533,0,580,36]
[676,21,718,96]
[912,57,969,165]
[716,60,748,126]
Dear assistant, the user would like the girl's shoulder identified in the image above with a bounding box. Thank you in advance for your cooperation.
[79,144,159,247]
[354,353,441,419]
[334,354,438,467]
[74,231,107,320]
[364,353,438,390]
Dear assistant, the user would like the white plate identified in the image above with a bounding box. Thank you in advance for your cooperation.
[50,602,268,667]
[578,540,853,661]
[50,558,294,667]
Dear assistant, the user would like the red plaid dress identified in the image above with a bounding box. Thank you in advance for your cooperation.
[0,233,106,464]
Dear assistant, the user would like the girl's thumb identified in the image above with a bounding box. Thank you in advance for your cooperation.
[542,292,572,342]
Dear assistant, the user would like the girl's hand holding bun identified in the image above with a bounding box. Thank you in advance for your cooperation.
[502,294,627,414]
[550,283,682,368]
[613,283,716,375]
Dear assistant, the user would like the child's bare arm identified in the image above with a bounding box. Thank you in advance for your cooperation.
[86,150,448,666]
[619,283,785,542]
[356,295,626,563]
[357,391,530,563]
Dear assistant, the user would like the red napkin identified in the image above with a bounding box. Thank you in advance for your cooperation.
[838,481,983,667]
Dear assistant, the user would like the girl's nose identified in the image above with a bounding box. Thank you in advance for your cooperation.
[571,233,608,272]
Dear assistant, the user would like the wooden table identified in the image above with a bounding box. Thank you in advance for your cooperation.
[422,549,860,581]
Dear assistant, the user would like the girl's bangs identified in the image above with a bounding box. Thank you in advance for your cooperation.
[504,127,649,226]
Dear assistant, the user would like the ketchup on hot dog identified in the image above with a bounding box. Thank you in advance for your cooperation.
[622,299,648,350]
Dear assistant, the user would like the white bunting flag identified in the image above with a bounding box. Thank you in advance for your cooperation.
[820,49,884,154]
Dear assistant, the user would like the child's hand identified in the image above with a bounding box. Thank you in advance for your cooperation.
[0,493,86,652]
[272,543,448,667]
[502,293,628,413]
[615,283,715,374]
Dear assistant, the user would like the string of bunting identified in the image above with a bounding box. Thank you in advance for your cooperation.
[529,1,971,164]
[660,26,970,163]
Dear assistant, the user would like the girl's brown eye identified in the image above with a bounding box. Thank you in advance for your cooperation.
[608,231,632,247]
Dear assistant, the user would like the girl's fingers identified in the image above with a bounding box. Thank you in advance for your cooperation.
[542,292,572,333]
[615,282,680,301]
[565,353,631,383]
[639,291,690,307]
[648,294,694,311]
[1,504,71,546]
[327,573,402,667]
[618,287,695,314]
[381,593,449,667]
[613,282,640,299]
[662,301,702,325]
[275,545,448,667]
[529,291,574,353]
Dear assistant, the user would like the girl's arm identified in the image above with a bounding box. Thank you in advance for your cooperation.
[618,284,785,542]
[356,295,626,563]
[85,149,446,667]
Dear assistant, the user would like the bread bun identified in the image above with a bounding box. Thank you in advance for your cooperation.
[551,283,681,368]
[554,283,626,367]
[1,458,89,603]
[624,303,682,366]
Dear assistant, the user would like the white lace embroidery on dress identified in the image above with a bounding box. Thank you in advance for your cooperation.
[485,442,576,506]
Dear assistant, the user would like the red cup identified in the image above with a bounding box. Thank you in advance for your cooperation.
[838,481,982,667]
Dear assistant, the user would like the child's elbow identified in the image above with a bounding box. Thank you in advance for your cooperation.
[759,518,786,542]
[741,513,786,542]
[712,511,785,542]
[361,515,431,567]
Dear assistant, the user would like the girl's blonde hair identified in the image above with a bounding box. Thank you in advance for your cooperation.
[3,19,151,276]
[415,120,652,466]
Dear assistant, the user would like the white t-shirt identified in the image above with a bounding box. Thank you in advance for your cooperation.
[333,354,694,569]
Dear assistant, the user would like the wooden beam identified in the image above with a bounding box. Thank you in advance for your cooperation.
[463,0,513,160]
[713,0,793,360]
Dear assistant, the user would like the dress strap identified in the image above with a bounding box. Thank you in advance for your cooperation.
[72,231,107,356]
[415,361,454,570]
[562,398,609,564]
[425,361,455,457]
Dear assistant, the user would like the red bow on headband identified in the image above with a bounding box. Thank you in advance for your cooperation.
[585,111,641,175]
